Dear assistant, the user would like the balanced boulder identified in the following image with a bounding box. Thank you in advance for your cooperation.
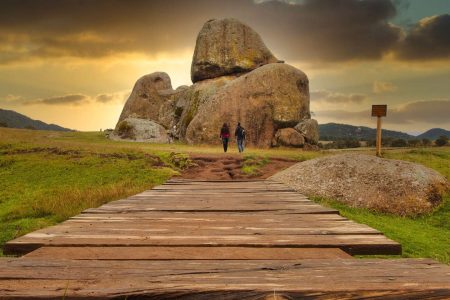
[191,18,281,83]
[113,18,319,148]
[271,154,449,216]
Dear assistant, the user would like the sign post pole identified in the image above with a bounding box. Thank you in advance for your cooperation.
[371,105,387,157]
[376,115,382,157]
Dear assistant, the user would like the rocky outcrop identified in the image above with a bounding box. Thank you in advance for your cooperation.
[191,18,281,83]
[271,154,450,217]
[111,117,168,143]
[118,72,173,122]
[273,128,305,147]
[295,119,319,145]
[113,18,319,148]
[186,63,310,147]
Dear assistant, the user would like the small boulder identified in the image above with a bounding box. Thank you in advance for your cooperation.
[271,154,449,217]
[191,18,281,83]
[118,72,173,123]
[111,117,168,143]
[273,128,305,147]
[295,119,319,144]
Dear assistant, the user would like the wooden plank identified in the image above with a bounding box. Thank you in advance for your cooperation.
[24,247,352,260]
[83,206,338,214]
[4,233,400,256]
[0,259,448,298]
[72,211,348,221]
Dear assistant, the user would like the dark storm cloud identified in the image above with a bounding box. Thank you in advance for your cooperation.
[395,14,450,60]
[25,94,89,105]
[316,100,450,124]
[0,0,447,65]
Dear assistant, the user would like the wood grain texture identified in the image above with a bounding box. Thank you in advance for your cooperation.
[0,258,448,298]
[24,247,353,260]
[4,180,400,256]
[2,179,450,298]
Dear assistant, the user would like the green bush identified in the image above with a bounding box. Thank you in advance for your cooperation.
[117,121,135,139]
[435,136,449,147]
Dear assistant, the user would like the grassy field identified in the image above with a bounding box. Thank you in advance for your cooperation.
[0,127,449,264]
[0,128,323,255]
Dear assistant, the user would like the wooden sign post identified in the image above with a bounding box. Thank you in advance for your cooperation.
[371,105,387,157]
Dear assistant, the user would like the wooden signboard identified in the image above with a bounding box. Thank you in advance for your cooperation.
[372,105,387,117]
[372,105,387,157]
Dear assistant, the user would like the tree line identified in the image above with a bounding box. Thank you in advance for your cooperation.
[319,136,449,149]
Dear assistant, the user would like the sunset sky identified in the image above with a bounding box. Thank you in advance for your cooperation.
[0,0,449,134]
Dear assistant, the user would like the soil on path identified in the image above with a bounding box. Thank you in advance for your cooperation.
[178,154,297,180]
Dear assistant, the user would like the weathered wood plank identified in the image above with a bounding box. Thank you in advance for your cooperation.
[24,247,352,260]
[4,233,400,256]
[73,211,349,220]
[0,259,448,298]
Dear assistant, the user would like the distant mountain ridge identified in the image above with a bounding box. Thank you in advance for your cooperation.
[319,123,449,141]
[417,128,450,140]
[0,109,72,131]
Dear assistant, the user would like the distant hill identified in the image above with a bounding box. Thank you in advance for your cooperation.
[417,128,450,140]
[0,109,72,131]
[319,123,414,141]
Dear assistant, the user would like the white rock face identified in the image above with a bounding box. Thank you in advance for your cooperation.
[111,117,168,143]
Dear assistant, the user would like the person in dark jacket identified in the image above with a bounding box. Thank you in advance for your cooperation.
[235,122,246,153]
[220,123,230,152]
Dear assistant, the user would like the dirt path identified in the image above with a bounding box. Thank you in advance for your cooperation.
[178,154,297,180]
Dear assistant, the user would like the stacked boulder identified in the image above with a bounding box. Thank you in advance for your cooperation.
[113,18,319,148]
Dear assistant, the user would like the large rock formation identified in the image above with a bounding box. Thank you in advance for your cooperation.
[113,18,319,148]
[191,18,281,83]
[186,63,309,147]
[271,154,450,217]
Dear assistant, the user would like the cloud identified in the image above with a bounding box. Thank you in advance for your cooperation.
[373,81,398,94]
[95,92,129,104]
[18,91,129,106]
[311,90,368,104]
[316,100,450,125]
[0,0,402,65]
[24,94,89,105]
[1,94,23,103]
[1,0,448,67]
[395,14,450,60]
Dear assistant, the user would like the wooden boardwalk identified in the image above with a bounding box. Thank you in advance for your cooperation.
[1,179,449,298]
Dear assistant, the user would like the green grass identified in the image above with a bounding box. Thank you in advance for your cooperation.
[0,129,180,255]
[242,154,270,175]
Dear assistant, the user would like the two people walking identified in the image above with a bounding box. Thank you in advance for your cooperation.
[220,122,246,153]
